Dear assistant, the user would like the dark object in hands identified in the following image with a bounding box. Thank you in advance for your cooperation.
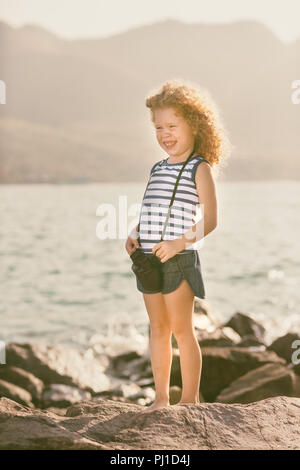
[130,248,162,291]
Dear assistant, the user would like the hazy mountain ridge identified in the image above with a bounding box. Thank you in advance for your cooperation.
[0,19,299,182]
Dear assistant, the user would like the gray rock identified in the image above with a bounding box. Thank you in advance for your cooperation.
[135,377,155,387]
[0,365,44,403]
[43,407,68,416]
[215,363,300,403]
[0,397,107,449]
[194,299,214,318]
[237,335,266,348]
[110,355,152,380]
[267,332,300,363]
[5,342,111,394]
[92,382,155,405]
[1,395,300,450]
[110,351,142,371]
[199,346,286,401]
[196,327,241,347]
[224,312,266,343]
[0,379,34,408]
[42,384,92,408]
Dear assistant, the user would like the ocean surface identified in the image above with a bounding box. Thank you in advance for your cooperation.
[0,181,299,355]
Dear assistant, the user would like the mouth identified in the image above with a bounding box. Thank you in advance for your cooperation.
[163,141,177,149]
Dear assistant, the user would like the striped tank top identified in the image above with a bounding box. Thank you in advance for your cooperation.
[138,155,210,254]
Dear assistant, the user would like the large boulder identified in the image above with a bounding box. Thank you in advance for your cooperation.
[0,366,44,404]
[5,342,111,394]
[267,332,300,363]
[196,327,241,347]
[224,312,266,343]
[0,397,106,449]
[215,363,300,404]
[0,379,34,408]
[108,352,152,381]
[0,396,299,450]
[199,347,286,401]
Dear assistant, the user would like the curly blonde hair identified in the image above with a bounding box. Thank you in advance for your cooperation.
[145,79,234,178]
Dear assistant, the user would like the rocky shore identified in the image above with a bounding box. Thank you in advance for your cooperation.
[1,302,300,450]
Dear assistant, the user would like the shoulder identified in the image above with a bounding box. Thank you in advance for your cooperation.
[191,156,211,183]
[149,159,164,177]
[194,159,215,200]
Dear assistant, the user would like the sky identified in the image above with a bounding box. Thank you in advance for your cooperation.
[0,0,300,44]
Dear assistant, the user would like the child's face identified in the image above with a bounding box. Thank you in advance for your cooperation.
[153,107,196,157]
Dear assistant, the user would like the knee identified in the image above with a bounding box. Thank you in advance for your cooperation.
[172,324,194,341]
[149,322,172,338]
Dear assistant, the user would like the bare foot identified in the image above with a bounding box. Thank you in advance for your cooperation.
[176,400,200,406]
[141,400,170,413]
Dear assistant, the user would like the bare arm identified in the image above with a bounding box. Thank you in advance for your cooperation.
[125,223,140,255]
[176,162,218,250]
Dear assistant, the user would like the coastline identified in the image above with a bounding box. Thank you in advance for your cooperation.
[0,303,299,449]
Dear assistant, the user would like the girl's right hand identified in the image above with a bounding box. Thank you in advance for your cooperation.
[125,227,140,255]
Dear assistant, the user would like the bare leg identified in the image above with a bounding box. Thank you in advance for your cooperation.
[163,279,202,404]
[141,292,172,412]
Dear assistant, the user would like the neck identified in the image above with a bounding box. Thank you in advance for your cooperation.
[167,152,197,164]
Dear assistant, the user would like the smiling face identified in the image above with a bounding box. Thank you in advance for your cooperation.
[153,106,196,160]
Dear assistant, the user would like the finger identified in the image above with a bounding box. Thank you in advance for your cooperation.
[152,242,162,254]
[154,247,163,257]
[157,248,166,258]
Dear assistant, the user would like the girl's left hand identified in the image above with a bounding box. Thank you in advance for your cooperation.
[152,239,184,263]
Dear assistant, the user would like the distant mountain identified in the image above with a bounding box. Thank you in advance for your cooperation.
[0,19,299,182]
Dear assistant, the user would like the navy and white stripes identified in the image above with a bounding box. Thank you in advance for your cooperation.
[138,155,210,254]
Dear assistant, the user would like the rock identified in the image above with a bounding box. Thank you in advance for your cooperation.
[129,387,156,403]
[109,354,152,381]
[199,347,286,402]
[5,342,111,394]
[237,335,266,348]
[1,396,300,450]
[193,311,216,331]
[215,363,300,404]
[169,386,182,405]
[0,379,34,408]
[135,377,154,388]
[93,382,155,405]
[170,349,182,387]
[288,362,300,377]
[100,382,141,399]
[41,384,92,408]
[224,312,266,343]
[169,386,205,405]
[196,327,241,347]
[194,299,214,318]
[267,333,300,363]
[44,407,68,416]
[0,397,107,449]
[110,351,142,370]
[0,365,44,404]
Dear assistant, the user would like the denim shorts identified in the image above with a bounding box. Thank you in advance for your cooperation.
[135,250,205,299]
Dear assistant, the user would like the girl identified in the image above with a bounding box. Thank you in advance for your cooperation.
[125,79,232,412]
